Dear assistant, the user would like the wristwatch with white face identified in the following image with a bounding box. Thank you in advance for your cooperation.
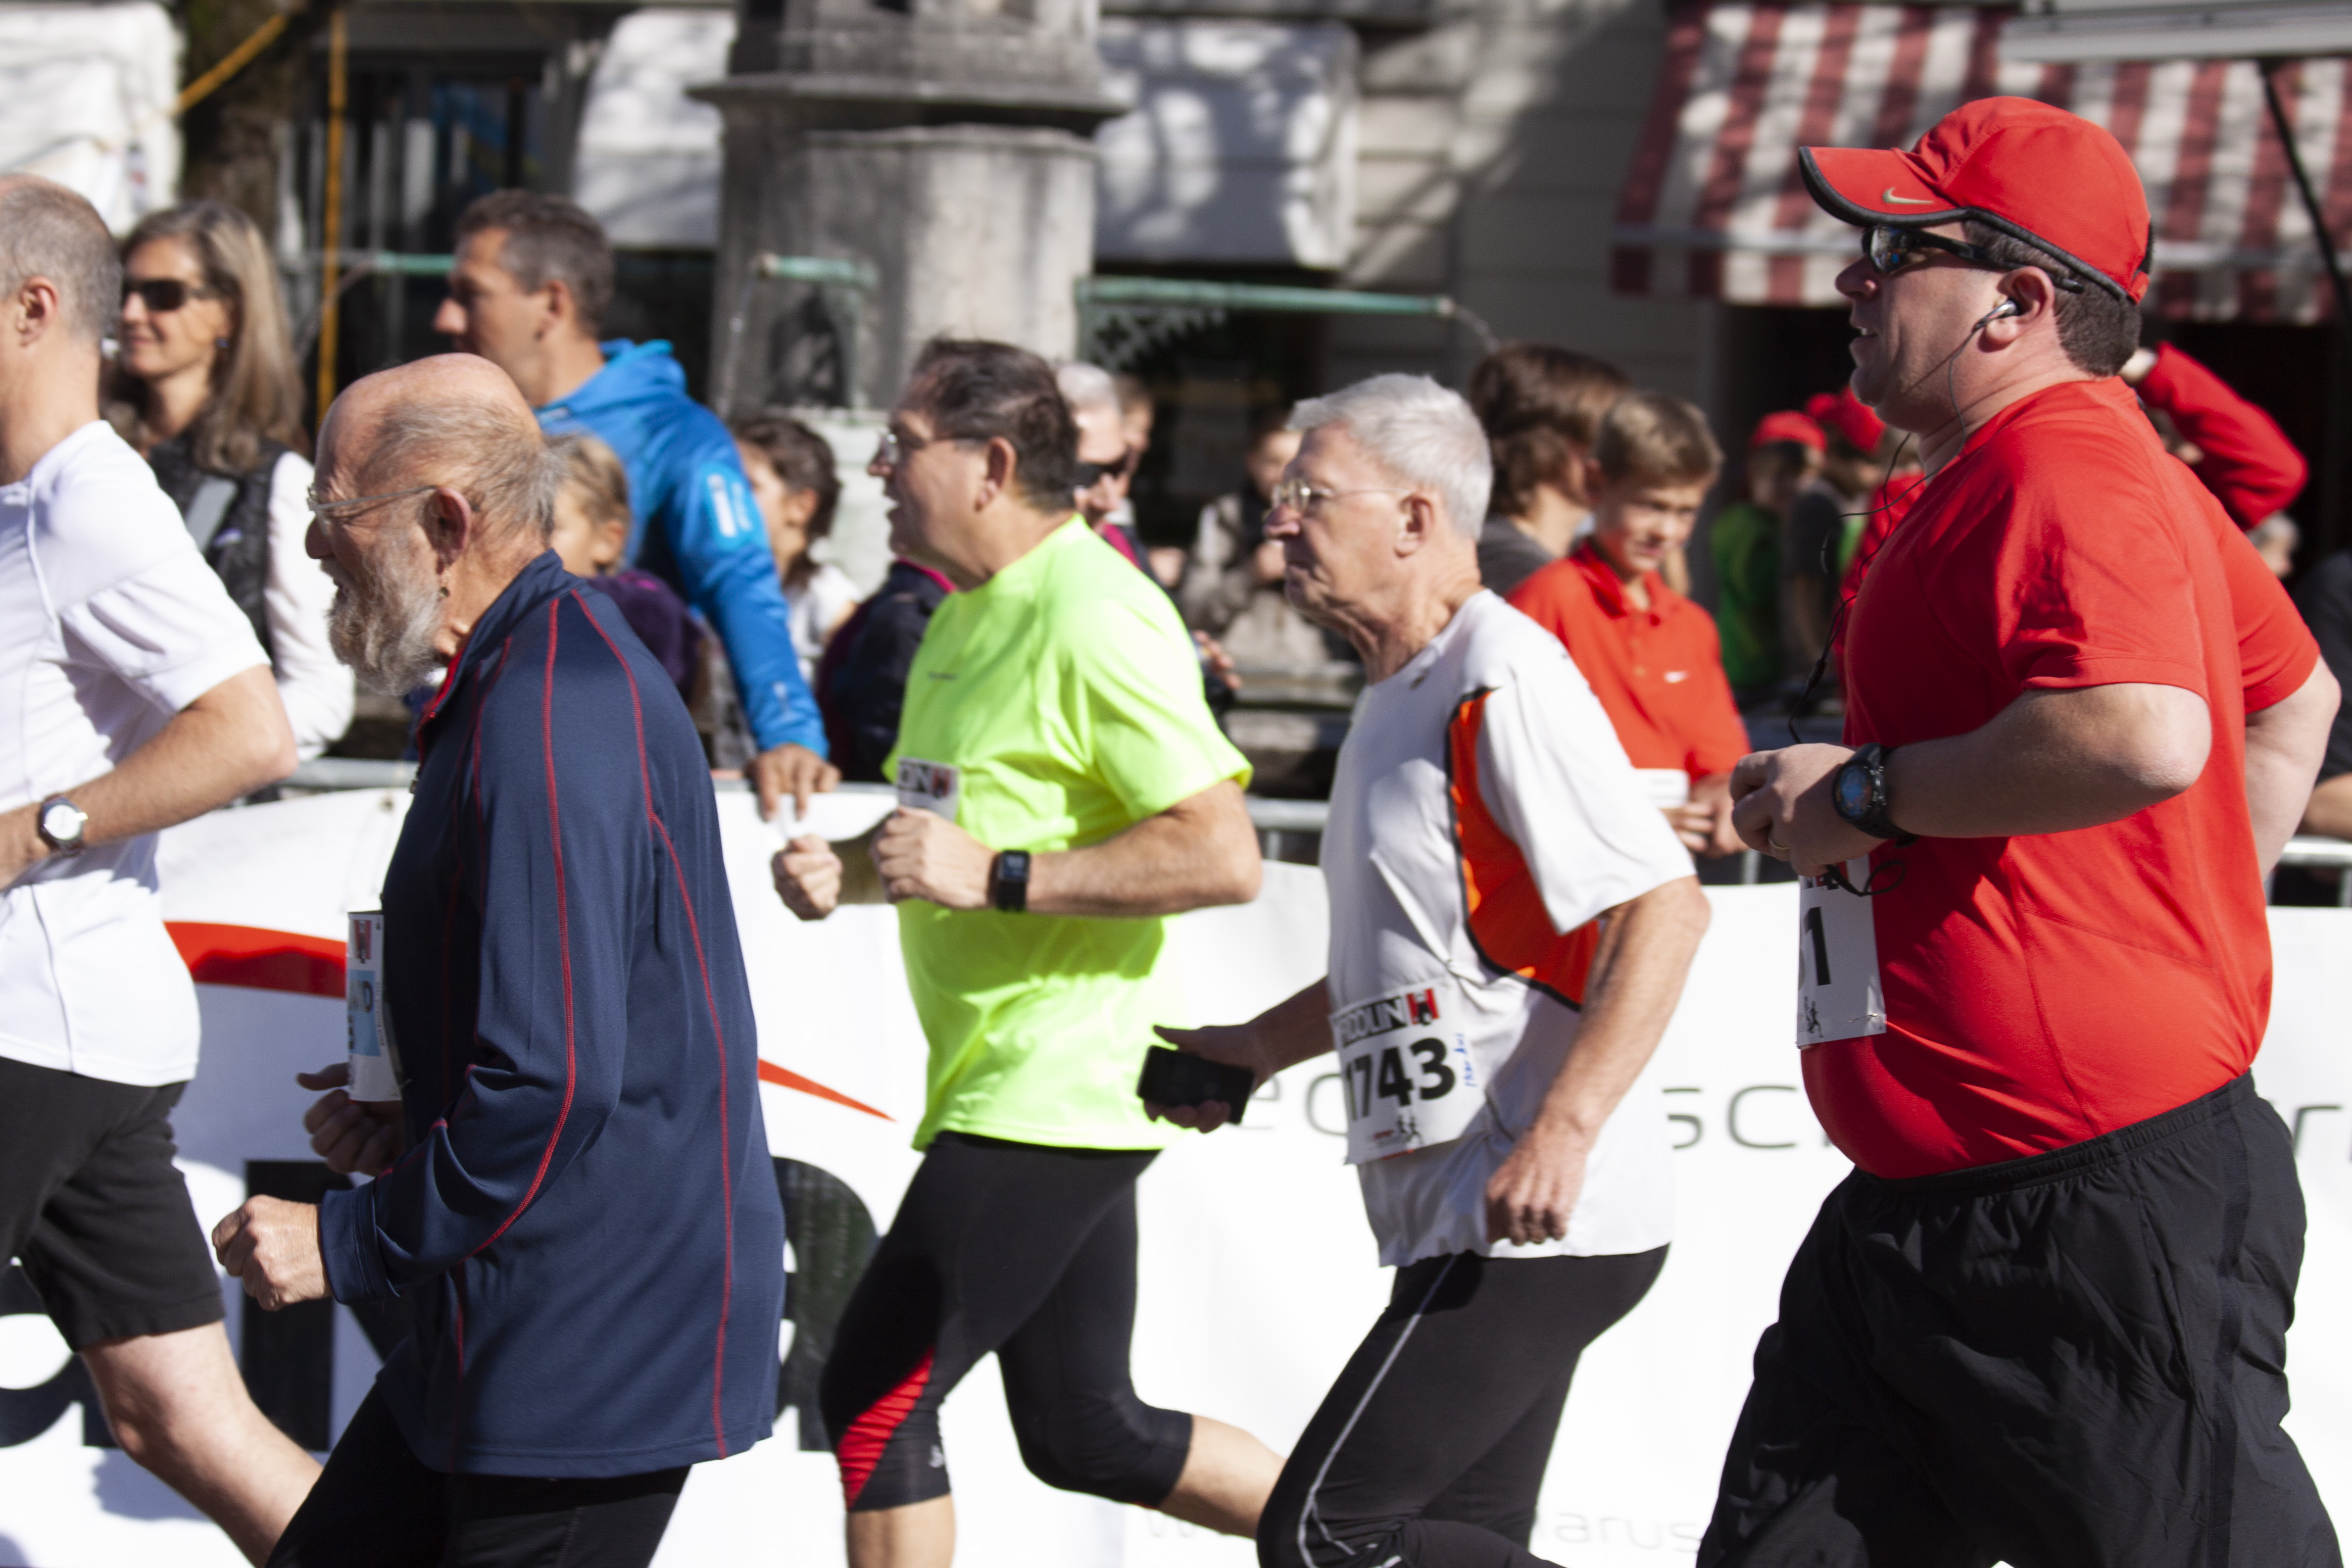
[35,796,88,858]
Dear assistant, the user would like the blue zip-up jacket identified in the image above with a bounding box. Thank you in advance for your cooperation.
[318,551,785,1476]
[538,340,827,757]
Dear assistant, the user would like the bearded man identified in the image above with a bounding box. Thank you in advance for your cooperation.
[212,354,785,1568]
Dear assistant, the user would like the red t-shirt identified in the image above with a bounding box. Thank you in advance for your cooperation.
[1817,377,2320,1177]
[1508,544,1752,779]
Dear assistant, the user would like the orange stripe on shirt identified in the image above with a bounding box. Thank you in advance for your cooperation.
[1446,691,1600,1008]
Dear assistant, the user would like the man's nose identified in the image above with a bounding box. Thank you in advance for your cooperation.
[1835,257,1877,301]
[431,296,466,338]
[305,518,332,561]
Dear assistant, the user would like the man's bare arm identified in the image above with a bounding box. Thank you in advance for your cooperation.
[1486,876,1711,1244]
[2247,661,2341,871]
[2,665,295,883]
[1027,779,1262,916]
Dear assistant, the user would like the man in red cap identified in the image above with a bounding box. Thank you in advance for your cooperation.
[1711,98,2342,1566]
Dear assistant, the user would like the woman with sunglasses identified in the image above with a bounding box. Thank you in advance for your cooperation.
[108,200,351,758]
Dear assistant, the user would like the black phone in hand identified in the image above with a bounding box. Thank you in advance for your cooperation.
[1137,1046,1257,1125]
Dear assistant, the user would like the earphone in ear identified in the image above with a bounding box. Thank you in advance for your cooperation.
[1988,298,2021,322]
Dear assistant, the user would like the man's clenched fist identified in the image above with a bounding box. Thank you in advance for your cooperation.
[212,1196,329,1311]
[773,835,844,920]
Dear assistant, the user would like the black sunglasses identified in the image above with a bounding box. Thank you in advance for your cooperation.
[122,278,216,312]
[1862,226,2084,293]
[1074,450,1138,489]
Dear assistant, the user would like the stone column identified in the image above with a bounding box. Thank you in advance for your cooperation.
[697,0,1127,415]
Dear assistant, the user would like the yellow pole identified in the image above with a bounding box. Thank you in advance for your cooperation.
[175,8,293,117]
[315,6,347,425]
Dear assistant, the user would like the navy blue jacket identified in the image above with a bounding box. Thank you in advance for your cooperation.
[538,339,828,757]
[319,551,784,1477]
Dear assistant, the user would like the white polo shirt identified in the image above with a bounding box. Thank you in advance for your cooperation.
[1323,590,1693,1267]
[0,421,270,1086]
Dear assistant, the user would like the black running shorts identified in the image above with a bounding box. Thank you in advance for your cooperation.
[0,1056,225,1350]
[818,1131,1194,1513]
[1701,1073,2341,1568]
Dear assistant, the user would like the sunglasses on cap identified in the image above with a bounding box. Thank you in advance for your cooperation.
[122,278,218,312]
[1073,450,1138,489]
[1861,226,2084,294]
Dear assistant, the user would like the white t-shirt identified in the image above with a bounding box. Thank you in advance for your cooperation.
[260,450,353,758]
[1322,590,1693,1267]
[784,560,859,682]
[0,421,271,1085]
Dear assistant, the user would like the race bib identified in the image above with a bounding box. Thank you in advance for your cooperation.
[1795,861,1886,1047]
[1328,979,1488,1163]
[895,757,961,822]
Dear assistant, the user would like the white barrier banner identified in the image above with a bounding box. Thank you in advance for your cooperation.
[0,788,2345,1566]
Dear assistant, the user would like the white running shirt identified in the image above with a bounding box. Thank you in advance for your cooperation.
[1323,590,1692,1267]
[0,422,271,1085]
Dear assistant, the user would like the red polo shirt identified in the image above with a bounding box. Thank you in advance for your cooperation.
[1823,377,2319,1178]
[1507,544,1751,779]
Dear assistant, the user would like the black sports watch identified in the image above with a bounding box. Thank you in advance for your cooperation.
[1830,744,1914,844]
[35,795,88,858]
[988,850,1032,914]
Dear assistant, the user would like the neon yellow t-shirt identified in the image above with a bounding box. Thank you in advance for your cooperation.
[888,520,1252,1150]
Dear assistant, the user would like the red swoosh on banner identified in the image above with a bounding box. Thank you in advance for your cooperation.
[167,920,892,1120]
[167,922,346,998]
[758,1059,891,1120]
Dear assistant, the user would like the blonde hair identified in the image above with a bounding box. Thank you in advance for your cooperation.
[109,200,308,472]
[555,434,632,533]
[1592,392,1722,490]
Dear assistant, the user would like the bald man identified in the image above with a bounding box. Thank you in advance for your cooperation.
[213,357,785,1568]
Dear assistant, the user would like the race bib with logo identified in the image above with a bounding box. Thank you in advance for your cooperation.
[1795,860,1886,1047]
[1328,978,1489,1163]
[895,757,962,822]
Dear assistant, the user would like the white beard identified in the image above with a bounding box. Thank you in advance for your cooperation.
[326,548,445,696]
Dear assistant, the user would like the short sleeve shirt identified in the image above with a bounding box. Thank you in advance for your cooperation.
[1509,544,1753,781]
[1323,591,1692,1266]
[0,422,271,1085]
[888,521,1251,1150]
[1820,378,2318,1177]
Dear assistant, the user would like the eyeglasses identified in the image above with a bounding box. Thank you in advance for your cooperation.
[1861,226,2084,293]
[874,426,972,472]
[307,485,438,524]
[1074,450,1138,489]
[1268,477,1414,515]
[122,278,216,313]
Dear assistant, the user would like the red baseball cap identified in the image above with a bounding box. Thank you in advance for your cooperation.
[1750,410,1826,452]
[1799,97,2151,304]
[1805,389,1884,454]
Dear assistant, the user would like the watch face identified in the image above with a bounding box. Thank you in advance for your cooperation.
[1833,763,1871,822]
[40,801,80,842]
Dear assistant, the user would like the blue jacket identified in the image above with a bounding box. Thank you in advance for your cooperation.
[539,340,827,756]
[319,551,785,1476]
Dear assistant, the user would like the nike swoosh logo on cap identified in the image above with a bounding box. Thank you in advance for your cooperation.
[1883,189,1938,205]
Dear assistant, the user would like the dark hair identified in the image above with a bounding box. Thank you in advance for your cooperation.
[1593,391,1723,489]
[1746,439,1814,493]
[733,410,842,587]
[902,338,1078,514]
[1467,342,1632,518]
[454,190,615,335]
[0,176,120,344]
[1962,220,2142,379]
[109,200,308,473]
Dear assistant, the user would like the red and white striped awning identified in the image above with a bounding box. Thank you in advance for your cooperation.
[1612,1,2352,320]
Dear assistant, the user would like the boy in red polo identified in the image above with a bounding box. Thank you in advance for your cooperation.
[1509,392,1749,858]
[1708,99,2338,1568]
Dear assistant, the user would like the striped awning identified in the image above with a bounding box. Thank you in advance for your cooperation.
[1612,1,2352,320]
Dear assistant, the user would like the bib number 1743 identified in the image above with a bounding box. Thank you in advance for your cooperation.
[1329,981,1488,1163]
[1794,860,1886,1047]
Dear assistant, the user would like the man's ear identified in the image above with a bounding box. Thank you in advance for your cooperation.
[537,278,574,340]
[10,277,63,348]
[424,487,476,575]
[1394,492,1442,556]
[976,437,1018,513]
[1984,269,2060,345]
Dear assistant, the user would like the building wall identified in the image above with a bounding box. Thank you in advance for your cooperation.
[1328,0,1713,403]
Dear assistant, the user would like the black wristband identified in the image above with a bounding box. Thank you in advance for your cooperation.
[989,850,1031,913]
[1833,743,1916,844]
